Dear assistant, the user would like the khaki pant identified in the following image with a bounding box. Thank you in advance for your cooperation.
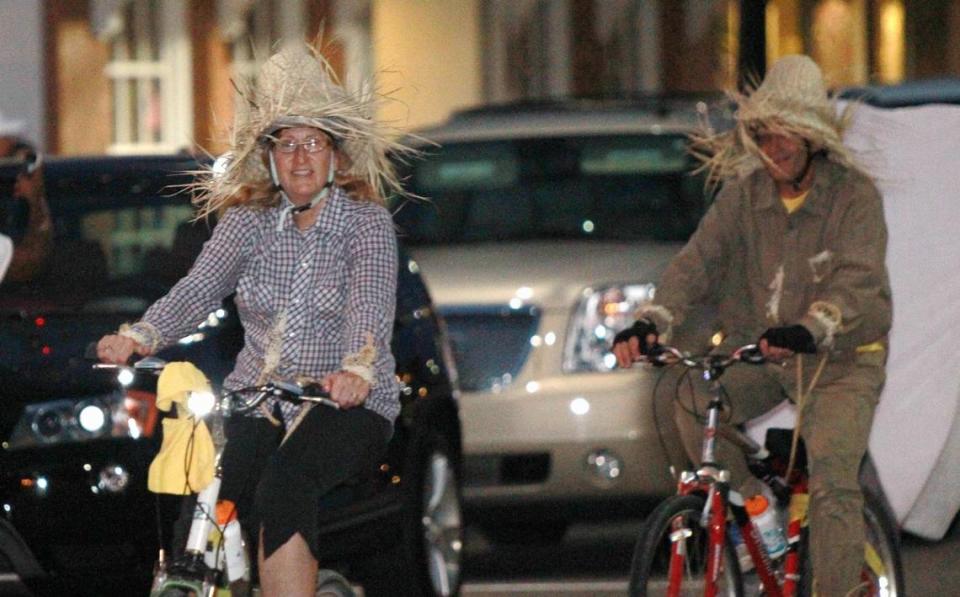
[655,351,885,597]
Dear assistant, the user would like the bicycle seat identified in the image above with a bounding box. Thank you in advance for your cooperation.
[761,427,807,472]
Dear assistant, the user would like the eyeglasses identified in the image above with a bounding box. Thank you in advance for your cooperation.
[272,137,331,154]
[746,124,796,147]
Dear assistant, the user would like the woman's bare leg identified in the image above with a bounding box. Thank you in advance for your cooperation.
[259,529,318,596]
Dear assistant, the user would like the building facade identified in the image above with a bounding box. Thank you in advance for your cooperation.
[0,0,957,156]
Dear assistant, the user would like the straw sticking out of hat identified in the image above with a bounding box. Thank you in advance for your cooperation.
[192,41,416,218]
[691,54,860,184]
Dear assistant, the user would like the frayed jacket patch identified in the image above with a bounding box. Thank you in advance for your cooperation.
[766,265,785,323]
[808,250,834,283]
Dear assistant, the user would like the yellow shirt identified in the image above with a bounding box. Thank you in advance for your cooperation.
[781,190,809,214]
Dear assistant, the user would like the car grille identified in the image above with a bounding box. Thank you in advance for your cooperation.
[439,305,539,392]
[464,453,551,487]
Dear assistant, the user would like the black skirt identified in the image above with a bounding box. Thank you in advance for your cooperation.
[219,404,391,562]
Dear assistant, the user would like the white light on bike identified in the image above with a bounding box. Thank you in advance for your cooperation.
[570,397,591,416]
[35,476,49,494]
[116,368,135,387]
[187,391,216,417]
[78,404,107,433]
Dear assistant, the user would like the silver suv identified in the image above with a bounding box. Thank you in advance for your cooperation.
[392,98,728,530]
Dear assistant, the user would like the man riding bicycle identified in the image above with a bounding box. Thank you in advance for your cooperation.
[96,43,414,596]
[614,55,891,596]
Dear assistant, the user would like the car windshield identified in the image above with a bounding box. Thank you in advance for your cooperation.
[0,168,205,314]
[392,134,708,245]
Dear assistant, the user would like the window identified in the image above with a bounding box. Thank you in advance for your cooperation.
[393,134,706,245]
[223,0,306,89]
[103,0,192,155]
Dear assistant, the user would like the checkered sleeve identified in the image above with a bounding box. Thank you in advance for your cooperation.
[342,205,397,384]
[134,207,254,350]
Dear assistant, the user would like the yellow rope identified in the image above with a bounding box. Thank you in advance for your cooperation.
[785,352,829,482]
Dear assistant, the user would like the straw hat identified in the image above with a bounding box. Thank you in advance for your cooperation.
[692,54,858,182]
[194,42,413,217]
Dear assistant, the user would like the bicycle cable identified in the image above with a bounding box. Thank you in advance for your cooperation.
[650,364,681,479]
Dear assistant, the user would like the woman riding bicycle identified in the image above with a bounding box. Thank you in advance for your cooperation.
[614,55,892,596]
[96,43,412,596]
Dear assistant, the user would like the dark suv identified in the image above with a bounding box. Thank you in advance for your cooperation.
[0,155,463,596]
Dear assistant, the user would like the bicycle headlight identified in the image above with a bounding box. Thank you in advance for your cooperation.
[186,391,216,418]
[563,283,656,373]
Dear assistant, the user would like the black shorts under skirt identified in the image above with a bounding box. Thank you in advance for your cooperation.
[218,404,391,562]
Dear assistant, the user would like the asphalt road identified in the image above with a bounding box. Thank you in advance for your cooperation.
[455,515,960,595]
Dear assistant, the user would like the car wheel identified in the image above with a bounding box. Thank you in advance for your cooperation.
[401,401,463,596]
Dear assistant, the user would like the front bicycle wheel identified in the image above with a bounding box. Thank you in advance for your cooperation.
[798,492,904,596]
[315,568,356,597]
[629,494,744,597]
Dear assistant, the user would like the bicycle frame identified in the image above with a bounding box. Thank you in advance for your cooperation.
[151,390,245,596]
[150,381,346,595]
[662,349,806,597]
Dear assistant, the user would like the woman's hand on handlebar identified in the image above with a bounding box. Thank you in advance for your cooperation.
[96,334,151,364]
[322,371,370,409]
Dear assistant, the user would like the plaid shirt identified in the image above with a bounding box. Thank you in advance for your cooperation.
[132,188,399,426]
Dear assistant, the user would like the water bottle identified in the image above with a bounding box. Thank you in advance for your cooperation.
[745,494,788,559]
[222,518,250,582]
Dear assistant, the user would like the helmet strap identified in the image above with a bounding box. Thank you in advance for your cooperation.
[273,153,338,232]
[291,153,337,215]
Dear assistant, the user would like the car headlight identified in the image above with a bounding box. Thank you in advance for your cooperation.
[563,283,656,373]
[4,390,158,451]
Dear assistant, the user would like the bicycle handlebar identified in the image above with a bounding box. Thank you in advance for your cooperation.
[229,381,338,413]
[92,358,339,412]
[644,343,766,371]
[645,343,770,460]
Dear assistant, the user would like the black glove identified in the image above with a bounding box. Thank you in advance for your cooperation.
[758,324,817,354]
[613,319,660,356]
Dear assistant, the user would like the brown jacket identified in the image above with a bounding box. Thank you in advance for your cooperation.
[642,155,892,357]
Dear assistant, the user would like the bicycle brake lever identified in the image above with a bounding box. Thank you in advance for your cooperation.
[271,380,304,396]
[736,344,766,364]
[302,395,340,409]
